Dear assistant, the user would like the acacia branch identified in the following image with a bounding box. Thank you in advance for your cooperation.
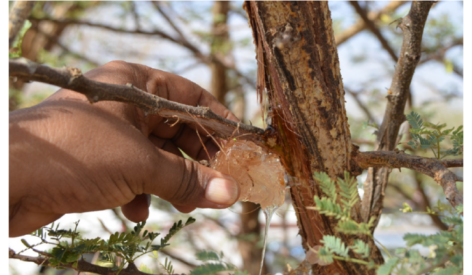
[344,88,376,124]
[9,1,35,48]
[361,1,436,226]
[9,249,153,275]
[130,1,141,31]
[419,37,463,77]
[355,151,463,208]
[151,1,187,42]
[442,159,463,168]
[349,1,398,63]
[413,172,449,230]
[9,58,264,140]
[336,1,407,46]
[29,16,257,90]
[35,28,99,67]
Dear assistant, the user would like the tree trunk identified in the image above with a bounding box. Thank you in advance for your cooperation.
[210,1,230,105]
[244,2,384,274]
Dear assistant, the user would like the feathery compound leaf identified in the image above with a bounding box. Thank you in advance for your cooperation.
[350,240,370,258]
[185,217,197,226]
[195,250,222,262]
[314,172,337,201]
[336,219,372,236]
[317,246,334,265]
[321,235,349,257]
[376,257,399,275]
[407,111,423,137]
[407,111,423,128]
[337,172,360,213]
[190,263,235,275]
[310,196,344,219]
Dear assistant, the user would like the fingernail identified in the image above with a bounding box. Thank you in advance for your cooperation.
[205,176,239,205]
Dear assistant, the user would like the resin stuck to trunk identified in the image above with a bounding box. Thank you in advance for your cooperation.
[210,139,286,209]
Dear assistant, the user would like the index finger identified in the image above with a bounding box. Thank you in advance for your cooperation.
[145,67,239,123]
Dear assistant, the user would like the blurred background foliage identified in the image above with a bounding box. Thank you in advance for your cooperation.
[9,1,463,274]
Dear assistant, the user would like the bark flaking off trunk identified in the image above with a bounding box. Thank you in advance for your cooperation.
[245,1,383,274]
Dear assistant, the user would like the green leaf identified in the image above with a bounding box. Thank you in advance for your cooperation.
[186,217,196,226]
[321,235,349,257]
[376,257,399,275]
[400,202,413,213]
[65,251,80,263]
[195,250,222,262]
[314,172,337,201]
[310,196,344,219]
[21,239,32,248]
[190,263,235,275]
[350,240,370,258]
[444,59,454,74]
[336,219,372,235]
[10,20,32,58]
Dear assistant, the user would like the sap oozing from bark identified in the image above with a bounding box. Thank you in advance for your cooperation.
[211,139,286,209]
[211,139,285,274]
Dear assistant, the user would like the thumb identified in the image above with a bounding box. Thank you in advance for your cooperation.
[143,149,240,210]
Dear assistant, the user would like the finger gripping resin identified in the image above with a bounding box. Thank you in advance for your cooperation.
[210,139,285,209]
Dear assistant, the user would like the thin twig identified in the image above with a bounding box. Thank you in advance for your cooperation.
[9,58,264,140]
[418,37,463,78]
[336,1,407,46]
[35,28,99,67]
[361,1,436,227]
[151,1,186,41]
[413,172,449,230]
[355,150,463,209]
[130,1,141,31]
[344,88,376,124]
[349,1,398,62]
[29,16,257,90]
[9,1,36,48]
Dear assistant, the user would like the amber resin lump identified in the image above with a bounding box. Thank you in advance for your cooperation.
[211,139,286,209]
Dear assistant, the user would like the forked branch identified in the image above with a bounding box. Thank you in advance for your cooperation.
[9,58,265,140]
[361,1,436,226]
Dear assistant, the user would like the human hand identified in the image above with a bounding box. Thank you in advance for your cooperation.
[9,61,239,237]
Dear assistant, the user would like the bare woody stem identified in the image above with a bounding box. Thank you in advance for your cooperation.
[28,16,257,90]
[9,58,265,140]
[335,1,407,46]
[9,1,35,48]
[355,151,463,208]
[349,1,398,62]
[361,1,436,226]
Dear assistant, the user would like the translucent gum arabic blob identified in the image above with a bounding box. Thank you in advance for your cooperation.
[210,139,286,209]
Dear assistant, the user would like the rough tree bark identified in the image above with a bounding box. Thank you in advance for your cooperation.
[244,2,383,274]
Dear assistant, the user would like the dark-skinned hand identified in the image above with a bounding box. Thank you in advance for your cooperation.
[9,61,239,237]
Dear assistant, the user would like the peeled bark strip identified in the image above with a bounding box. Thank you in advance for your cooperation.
[245,2,382,274]
[361,1,435,228]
